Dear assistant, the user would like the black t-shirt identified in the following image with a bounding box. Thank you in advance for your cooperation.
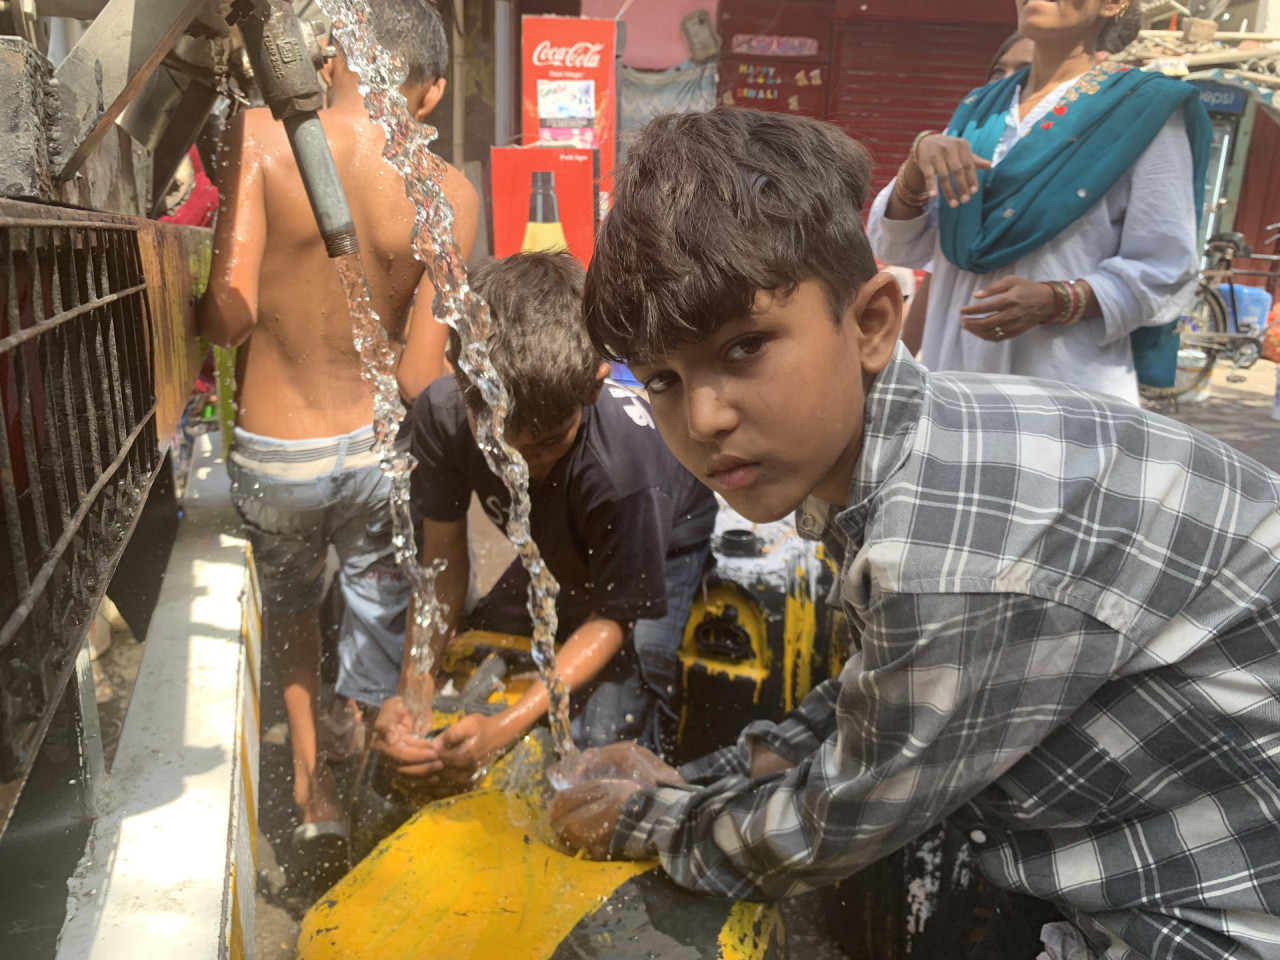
[410,379,717,624]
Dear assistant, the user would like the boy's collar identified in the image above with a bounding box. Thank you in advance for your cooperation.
[794,344,926,543]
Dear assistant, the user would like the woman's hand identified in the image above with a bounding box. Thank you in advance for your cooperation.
[959,277,1059,342]
[909,134,993,208]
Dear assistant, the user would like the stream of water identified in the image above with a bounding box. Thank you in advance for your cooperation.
[317,0,574,758]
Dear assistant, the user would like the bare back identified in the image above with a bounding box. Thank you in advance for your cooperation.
[225,105,476,439]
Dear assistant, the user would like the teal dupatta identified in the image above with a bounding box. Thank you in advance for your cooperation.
[938,63,1212,275]
[936,62,1212,388]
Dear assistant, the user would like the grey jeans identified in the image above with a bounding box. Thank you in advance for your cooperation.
[228,425,411,705]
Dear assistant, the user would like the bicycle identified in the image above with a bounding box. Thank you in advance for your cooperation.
[1140,224,1280,401]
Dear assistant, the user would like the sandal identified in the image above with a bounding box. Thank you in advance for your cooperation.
[293,820,352,900]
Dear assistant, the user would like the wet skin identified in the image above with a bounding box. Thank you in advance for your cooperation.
[199,58,480,439]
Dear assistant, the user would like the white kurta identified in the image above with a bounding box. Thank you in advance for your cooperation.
[867,79,1200,405]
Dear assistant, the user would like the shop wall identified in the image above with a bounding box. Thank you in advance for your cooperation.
[831,0,1014,23]
[828,18,1012,197]
[1234,108,1280,263]
[582,0,718,69]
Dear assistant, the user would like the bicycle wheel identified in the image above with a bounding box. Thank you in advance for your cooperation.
[1139,282,1228,401]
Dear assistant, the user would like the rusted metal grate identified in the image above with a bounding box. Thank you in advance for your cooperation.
[0,217,161,811]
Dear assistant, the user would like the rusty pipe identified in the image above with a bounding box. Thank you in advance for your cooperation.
[236,0,359,257]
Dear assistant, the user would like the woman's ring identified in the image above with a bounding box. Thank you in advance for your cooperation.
[995,326,1005,339]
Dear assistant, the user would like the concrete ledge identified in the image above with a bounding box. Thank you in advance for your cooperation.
[57,434,259,960]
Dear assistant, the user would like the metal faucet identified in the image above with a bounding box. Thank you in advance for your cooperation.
[230,0,360,257]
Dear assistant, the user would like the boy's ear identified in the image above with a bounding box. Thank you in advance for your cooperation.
[586,361,610,405]
[847,272,904,376]
[319,55,336,91]
[410,77,447,122]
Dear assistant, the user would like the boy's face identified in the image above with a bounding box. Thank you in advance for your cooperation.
[506,413,582,482]
[465,364,606,483]
[468,410,582,482]
[629,276,902,523]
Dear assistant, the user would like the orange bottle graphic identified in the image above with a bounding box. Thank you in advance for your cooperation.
[521,170,569,253]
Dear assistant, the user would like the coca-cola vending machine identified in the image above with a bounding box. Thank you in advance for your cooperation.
[521,16,617,213]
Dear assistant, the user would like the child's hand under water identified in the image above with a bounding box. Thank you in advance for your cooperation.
[550,741,683,790]
[373,695,441,776]
[549,779,645,861]
[547,742,684,860]
[432,713,505,779]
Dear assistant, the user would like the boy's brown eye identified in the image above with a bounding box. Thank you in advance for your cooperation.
[725,335,767,362]
[642,371,678,395]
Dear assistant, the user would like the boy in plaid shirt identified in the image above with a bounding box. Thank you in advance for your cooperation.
[549,108,1280,960]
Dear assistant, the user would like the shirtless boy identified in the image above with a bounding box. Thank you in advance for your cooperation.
[200,0,478,886]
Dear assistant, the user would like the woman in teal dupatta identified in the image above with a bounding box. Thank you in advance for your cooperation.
[867,0,1211,404]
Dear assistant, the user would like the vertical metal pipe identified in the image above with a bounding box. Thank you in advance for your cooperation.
[494,0,514,147]
[452,0,466,167]
[282,114,360,257]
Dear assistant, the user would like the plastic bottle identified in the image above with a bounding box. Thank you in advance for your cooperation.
[1272,365,1280,422]
[521,171,569,253]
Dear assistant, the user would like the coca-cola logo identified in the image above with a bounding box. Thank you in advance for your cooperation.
[532,40,605,69]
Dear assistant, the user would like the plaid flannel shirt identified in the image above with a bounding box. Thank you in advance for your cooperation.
[611,347,1280,960]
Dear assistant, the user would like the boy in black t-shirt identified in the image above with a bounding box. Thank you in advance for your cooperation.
[373,251,717,780]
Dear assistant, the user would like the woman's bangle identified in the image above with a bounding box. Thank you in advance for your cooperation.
[1044,280,1086,325]
[1046,282,1067,323]
[1066,280,1086,325]
[894,169,930,208]
[909,129,941,168]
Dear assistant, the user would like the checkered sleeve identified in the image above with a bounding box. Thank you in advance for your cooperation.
[611,591,1131,900]
[676,677,845,785]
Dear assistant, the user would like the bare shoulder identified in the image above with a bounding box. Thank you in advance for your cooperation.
[440,161,480,258]
[441,161,479,217]
[237,106,290,161]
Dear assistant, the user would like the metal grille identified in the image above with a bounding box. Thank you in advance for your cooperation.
[0,218,160,798]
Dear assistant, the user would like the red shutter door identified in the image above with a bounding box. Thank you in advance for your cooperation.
[827,19,1012,202]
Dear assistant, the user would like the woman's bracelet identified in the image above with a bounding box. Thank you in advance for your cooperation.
[910,129,941,168]
[893,169,930,208]
[894,129,942,209]
[1045,280,1087,325]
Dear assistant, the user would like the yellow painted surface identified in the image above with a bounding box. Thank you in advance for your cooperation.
[297,790,654,960]
[782,571,816,714]
[716,901,784,959]
[679,586,771,693]
[443,629,535,666]
[229,864,245,960]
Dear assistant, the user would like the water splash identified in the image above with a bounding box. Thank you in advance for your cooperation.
[333,253,445,734]
[318,0,573,756]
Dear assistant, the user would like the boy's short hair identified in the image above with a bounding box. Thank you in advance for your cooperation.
[583,107,877,364]
[450,251,602,436]
[368,0,449,87]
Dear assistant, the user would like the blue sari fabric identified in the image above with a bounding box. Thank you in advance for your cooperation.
[936,63,1212,389]
[938,63,1212,276]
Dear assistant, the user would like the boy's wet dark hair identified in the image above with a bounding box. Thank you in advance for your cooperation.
[584,107,877,365]
[451,251,602,436]
[366,0,449,87]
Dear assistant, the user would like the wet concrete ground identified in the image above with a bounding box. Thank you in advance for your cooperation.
[1143,360,1280,474]
[246,360,1280,959]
